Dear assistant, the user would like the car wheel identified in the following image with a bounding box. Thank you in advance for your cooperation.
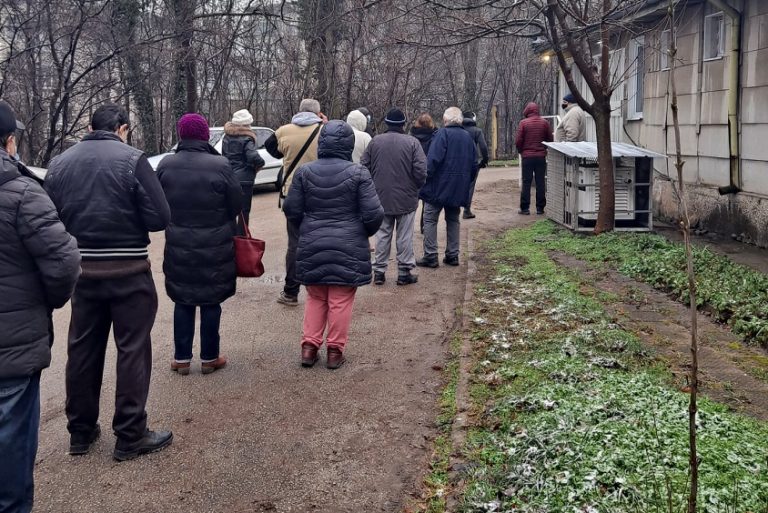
[275,168,283,192]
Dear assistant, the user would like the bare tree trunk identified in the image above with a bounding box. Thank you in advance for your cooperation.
[113,0,159,154]
[171,0,197,121]
[593,107,616,233]
[667,1,698,509]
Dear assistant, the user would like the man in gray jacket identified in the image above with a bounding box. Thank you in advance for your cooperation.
[361,108,427,286]
[0,100,81,513]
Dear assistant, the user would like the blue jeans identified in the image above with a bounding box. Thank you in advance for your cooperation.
[173,303,222,362]
[0,373,40,513]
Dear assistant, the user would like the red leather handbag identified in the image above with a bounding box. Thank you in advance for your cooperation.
[234,215,265,277]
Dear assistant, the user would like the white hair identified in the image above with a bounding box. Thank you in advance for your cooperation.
[443,107,464,126]
[299,98,321,114]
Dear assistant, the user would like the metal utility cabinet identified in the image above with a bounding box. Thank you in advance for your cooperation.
[543,142,664,232]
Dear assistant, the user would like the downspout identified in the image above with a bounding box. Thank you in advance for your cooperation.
[708,0,742,195]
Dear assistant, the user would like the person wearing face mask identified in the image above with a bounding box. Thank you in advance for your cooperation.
[0,100,81,513]
[45,103,173,462]
[555,93,587,142]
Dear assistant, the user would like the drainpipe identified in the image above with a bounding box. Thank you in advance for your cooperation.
[708,0,742,195]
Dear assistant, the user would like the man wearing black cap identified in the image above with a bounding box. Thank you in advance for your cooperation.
[44,103,173,461]
[555,93,587,142]
[0,100,81,512]
[361,107,426,286]
[461,111,489,219]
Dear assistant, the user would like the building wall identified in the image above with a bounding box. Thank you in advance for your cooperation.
[621,0,768,247]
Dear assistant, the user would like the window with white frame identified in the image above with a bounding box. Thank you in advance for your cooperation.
[704,12,724,60]
[660,30,671,70]
[627,37,645,120]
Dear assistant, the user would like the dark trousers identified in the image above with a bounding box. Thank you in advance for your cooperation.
[173,303,222,362]
[520,157,547,212]
[466,167,480,211]
[0,373,40,513]
[237,182,254,236]
[65,271,157,443]
[284,218,301,297]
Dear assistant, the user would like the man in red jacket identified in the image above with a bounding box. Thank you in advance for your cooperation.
[515,102,552,215]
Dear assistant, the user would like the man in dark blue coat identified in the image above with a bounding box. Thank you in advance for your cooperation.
[417,107,477,268]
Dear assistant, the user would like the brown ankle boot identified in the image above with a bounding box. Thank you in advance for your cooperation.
[201,356,227,374]
[326,347,346,370]
[301,344,319,367]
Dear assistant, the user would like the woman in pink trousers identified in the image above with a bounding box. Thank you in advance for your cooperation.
[283,120,384,369]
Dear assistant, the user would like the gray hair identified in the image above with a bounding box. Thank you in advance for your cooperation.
[299,98,321,114]
[443,107,463,126]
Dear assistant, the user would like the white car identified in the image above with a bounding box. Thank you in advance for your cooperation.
[147,126,283,191]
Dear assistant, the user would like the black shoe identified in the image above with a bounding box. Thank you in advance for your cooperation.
[416,256,439,268]
[536,209,545,215]
[373,272,386,285]
[69,424,101,456]
[113,430,173,462]
[443,255,459,266]
[518,209,530,215]
[462,209,476,219]
[396,271,418,286]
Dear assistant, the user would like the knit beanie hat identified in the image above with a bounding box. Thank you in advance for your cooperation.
[231,109,254,126]
[177,113,210,142]
[384,108,406,125]
[563,93,576,103]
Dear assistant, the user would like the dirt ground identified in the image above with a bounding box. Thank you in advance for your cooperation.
[33,167,525,513]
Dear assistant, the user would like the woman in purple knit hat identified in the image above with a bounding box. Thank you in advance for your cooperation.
[157,114,242,375]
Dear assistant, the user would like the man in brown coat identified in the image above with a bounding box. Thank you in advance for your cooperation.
[265,99,324,305]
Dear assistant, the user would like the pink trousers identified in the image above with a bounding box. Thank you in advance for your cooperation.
[301,285,357,351]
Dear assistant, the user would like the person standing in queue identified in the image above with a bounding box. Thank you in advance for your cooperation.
[222,109,264,236]
[45,103,173,462]
[158,113,241,376]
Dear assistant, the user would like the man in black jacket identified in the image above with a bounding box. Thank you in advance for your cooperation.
[45,103,173,461]
[0,100,81,513]
[462,111,489,219]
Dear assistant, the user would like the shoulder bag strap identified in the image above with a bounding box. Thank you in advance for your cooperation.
[279,123,322,204]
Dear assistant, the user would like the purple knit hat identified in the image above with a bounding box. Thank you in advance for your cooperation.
[177,113,210,142]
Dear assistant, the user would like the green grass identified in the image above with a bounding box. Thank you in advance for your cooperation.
[423,332,464,513]
[538,223,768,347]
[487,159,518,168]
[454,222,768,513]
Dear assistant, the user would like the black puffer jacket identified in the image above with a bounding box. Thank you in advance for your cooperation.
[157,140,242,305]
[462,118,490,167]
[0,150,81,380]
[410,126,437,157]
[283,121,384,287]
[44,131,170,261]
[222,123,265,184]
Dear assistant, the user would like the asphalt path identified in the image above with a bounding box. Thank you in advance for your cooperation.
[34,166,522,513]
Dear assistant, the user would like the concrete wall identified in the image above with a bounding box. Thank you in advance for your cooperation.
[620,0,768,247]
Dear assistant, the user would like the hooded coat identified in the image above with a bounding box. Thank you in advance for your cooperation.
[346,110,372,163]
[0,149,81,380]
[222,123,265,184]
[462,117,490,166]
[409,126,438,157]
[157,140,242,305]
[264,112,322,197]
[283,121,384,287]
[515,103,553,159]
[419,125,477,208]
